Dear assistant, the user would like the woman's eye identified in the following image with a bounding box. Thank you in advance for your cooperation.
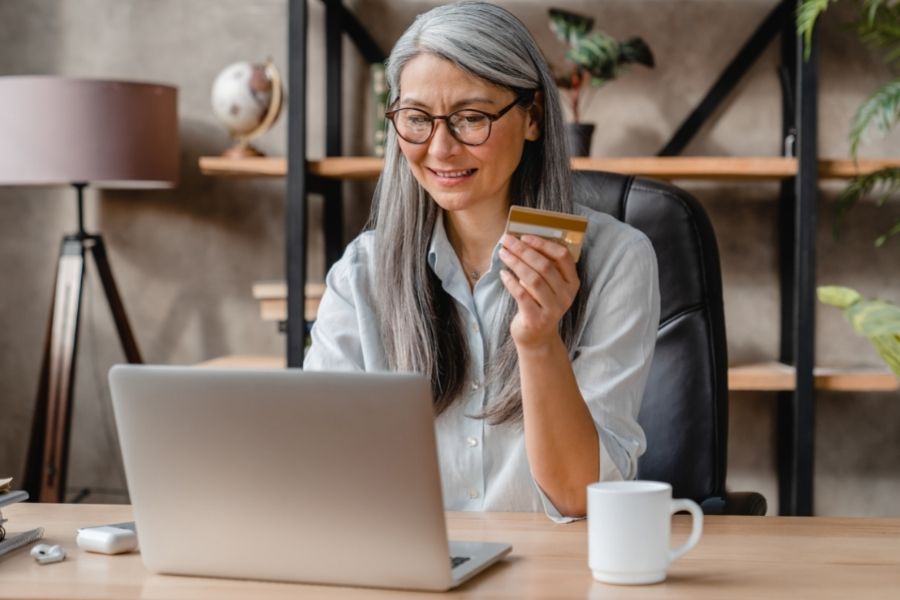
[460,114,487,125]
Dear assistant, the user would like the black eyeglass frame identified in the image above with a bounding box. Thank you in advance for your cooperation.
[384,92,534,147]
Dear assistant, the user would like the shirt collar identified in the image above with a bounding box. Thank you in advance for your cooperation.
[428,210,506,283]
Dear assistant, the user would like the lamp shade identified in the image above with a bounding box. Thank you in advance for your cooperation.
[0,77,178,188]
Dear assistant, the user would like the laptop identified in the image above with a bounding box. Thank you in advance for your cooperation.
[108,365,511,591]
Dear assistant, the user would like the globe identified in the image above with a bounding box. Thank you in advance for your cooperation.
[211,59,283,158]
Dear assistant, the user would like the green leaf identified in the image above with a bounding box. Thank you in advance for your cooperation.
[549,8,594,47]
[857,0,900,63]
[797,0,836,61]
[819,285,900,376]
[567,32,620,80]
[846,299,900,336]
[849,79,900,158]
[832,167,900,245]
[870,334,900,376]
[875,219,900,246]
[818,285,863,309]
[617,37,655,68]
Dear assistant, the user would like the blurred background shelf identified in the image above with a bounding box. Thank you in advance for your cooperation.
[253,280,323,322]
[197,348,898,393]
[197,355,286,369]
[200,155,900,181]
[728,362,898,392]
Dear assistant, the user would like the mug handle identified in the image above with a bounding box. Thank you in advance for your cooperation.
[669,498,703,562]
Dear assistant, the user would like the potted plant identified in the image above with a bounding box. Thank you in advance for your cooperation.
[548,8,655,156]
[798,1,900,379]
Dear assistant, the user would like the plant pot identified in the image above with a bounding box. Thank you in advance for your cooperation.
[565,123,595,157]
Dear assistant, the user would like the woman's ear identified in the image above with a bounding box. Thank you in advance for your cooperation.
[525,90,544,142]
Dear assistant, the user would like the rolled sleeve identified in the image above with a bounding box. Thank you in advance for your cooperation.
[303,242,367,372]
[573,235,660,484]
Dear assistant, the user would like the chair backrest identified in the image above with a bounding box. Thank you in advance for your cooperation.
[573,171,728,502]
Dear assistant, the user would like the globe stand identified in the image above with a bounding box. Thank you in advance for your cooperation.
[222,139,265,159]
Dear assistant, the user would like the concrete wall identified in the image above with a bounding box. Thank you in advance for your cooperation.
[1,0,898,514]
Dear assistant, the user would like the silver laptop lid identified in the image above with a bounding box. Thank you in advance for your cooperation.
[109,365,455,591]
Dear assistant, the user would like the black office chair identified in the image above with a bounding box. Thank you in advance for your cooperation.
[573,171,767,516]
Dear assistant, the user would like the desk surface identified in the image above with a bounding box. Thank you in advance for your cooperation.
[0,503,898,599]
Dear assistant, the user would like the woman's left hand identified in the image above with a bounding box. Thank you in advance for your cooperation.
[498,233,580,349]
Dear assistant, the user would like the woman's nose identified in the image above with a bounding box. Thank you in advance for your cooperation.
[427,119,461,159]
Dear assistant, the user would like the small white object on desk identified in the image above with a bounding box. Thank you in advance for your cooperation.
[31,543,66,564]
[76,525,138,555]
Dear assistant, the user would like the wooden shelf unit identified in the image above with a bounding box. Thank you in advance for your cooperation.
[200,0,898,517]
[200,155,900,181]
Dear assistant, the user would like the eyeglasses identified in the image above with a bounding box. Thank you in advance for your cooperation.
[385,96,527,146]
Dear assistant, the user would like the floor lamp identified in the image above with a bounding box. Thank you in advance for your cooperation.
[0,77,179,503]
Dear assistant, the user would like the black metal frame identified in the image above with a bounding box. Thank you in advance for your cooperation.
[286,0,819,515]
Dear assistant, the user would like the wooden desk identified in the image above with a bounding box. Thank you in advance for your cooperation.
[1,504,898,599]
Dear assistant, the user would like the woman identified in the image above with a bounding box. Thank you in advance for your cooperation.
[304,1,659,521]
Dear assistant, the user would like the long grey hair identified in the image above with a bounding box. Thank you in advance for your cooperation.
[369,1,587,424]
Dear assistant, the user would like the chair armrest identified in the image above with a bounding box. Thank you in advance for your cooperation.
[700,491,767,516]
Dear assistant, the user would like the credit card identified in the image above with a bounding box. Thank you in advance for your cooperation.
[505,205,588,261]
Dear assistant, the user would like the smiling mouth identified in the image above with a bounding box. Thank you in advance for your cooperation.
[427,167,477,179]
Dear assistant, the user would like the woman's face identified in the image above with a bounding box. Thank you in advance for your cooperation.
[395,53,540,215]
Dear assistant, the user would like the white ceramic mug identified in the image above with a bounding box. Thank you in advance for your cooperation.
[587,480,703,585]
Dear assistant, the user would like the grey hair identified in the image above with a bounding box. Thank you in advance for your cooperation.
[369,1,587,423]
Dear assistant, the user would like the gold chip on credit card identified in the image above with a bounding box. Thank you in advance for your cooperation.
[505,205,588,262]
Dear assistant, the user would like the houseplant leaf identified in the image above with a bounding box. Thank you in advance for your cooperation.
[849,79,900,158]
[548,8,594,47]
[567,32,620,81]
[618,37,655,68]
[818,285,900,377]
[818,285,863,309]
[797,0,837,60]
[832,166,900,245]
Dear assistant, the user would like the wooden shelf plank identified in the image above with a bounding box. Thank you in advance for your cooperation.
[200,155,900,181]
[195,355,898,393]
[572,156,798,180]
[196,355,286,369]
[729,361,898,392]
[729,361,797,391]
[252,280,323,322]
[198,156,287,177]
[818,158,900,179]
[811,366,899,392]
[252,280,325,300]
[200,156,799,180]
[308,157,384,179]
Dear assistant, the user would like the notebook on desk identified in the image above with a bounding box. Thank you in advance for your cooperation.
[108,365,511,591]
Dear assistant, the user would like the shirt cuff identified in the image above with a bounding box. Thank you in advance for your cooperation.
[534,433,624,524]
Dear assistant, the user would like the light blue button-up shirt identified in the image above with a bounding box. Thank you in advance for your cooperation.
[304,203,660,522]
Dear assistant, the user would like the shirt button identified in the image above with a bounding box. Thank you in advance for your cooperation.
[466,436,478,447]
[470,381,481,391]
[467,488,480,499]
[472,322,479,334]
